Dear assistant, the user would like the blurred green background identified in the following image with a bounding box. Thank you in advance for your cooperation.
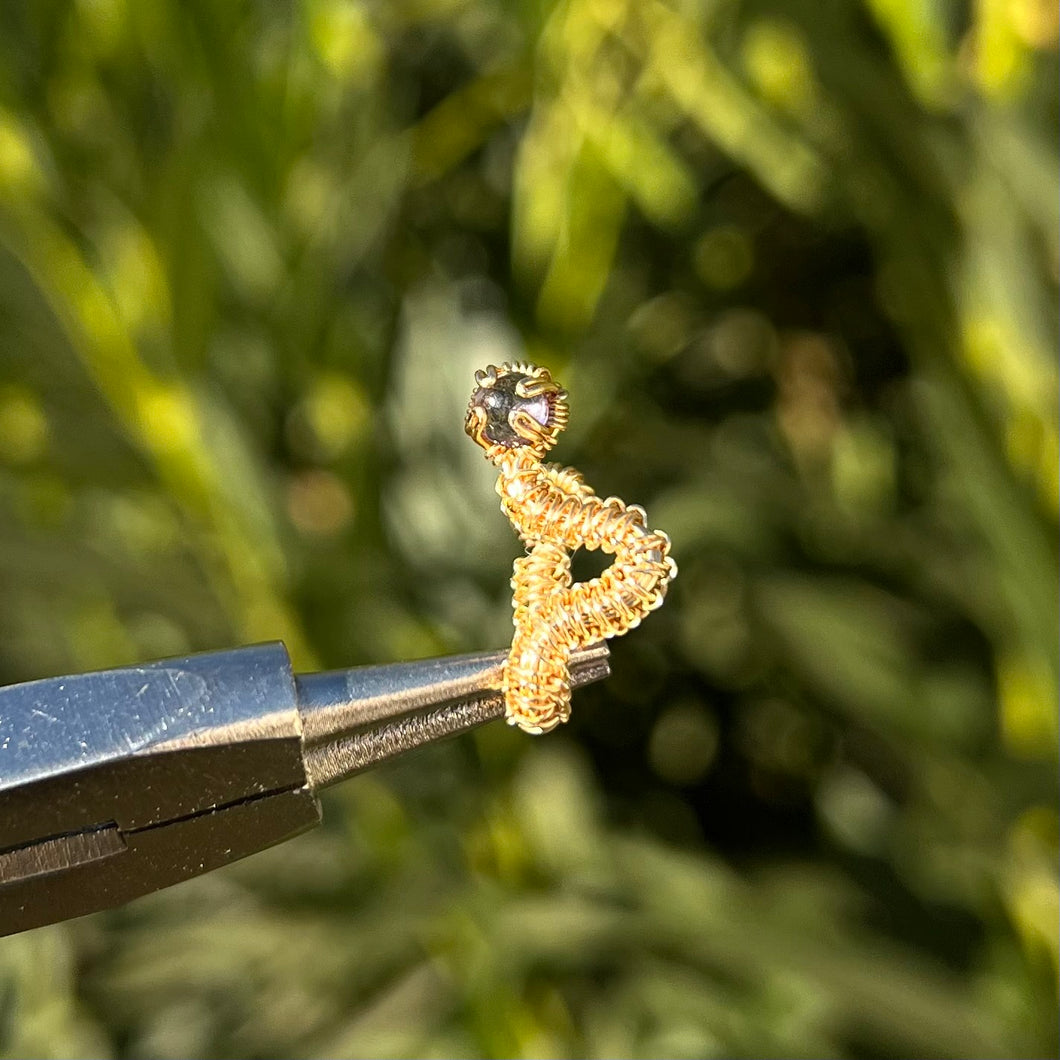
[0,1,1057,1057]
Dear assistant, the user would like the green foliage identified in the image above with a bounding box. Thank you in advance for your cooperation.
[0,0,1056,1056]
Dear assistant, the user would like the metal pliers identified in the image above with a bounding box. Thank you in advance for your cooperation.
[0,641,609,937]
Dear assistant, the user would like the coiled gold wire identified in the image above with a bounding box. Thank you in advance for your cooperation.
[467,364,677,734]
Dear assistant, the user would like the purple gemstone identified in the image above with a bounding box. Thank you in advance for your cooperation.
[470,372,551,447]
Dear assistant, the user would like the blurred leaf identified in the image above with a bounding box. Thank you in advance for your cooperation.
[0,0,1056,1057]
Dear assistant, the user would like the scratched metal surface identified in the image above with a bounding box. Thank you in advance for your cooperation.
[0,642,299,793]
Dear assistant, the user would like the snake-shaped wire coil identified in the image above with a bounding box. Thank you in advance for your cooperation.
[465,362,677,733]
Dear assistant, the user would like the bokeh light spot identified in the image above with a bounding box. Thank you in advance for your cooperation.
[649,702,719,786]
[0,110,41,192]
[0,387,49,465]
[694,226,754,290]
[741,19,816,114]
[309,0,382,83]
[135,385,199,454]
[997,650,1058,757]
[286,468,354,538]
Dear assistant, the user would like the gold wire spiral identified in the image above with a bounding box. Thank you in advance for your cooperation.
[466,362,677,734]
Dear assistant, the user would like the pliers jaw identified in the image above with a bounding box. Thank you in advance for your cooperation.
[0,640,609,936]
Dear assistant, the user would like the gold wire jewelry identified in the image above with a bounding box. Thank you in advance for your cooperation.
[465,362,677,734]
